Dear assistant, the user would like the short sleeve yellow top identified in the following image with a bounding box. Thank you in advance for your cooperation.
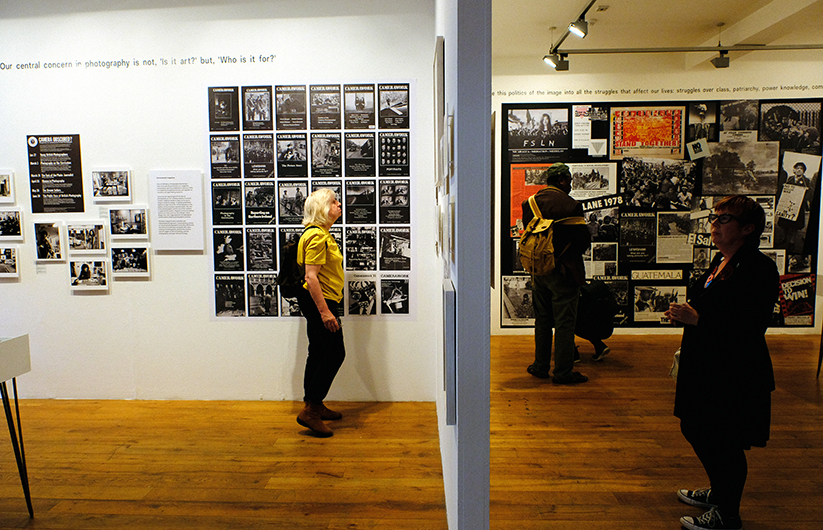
[297,226,344,303]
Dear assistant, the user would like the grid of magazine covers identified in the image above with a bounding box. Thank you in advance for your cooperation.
[209,83,412,318]
[501,99,821,328]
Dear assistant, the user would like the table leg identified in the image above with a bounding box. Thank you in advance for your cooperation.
[1,379,33,517]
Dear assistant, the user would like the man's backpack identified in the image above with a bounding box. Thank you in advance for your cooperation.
[276,226,321,298]
[519,194,586,276]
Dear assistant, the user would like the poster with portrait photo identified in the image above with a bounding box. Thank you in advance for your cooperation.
[275,85,307,130]
[242,86,273,131]
[345,180,376,224]
[347,276,378,316]
[344,84,376,129]
[381,275,410,315]
[91,169,131,202]
[276,133,308,178]
[759,101,821,153]
[277,181,308,225]
[687,102,718,142]
[34,221,63,261]
[69,259,108,291]
[213,228,244,272]
[214,274,246,317]
[211,181,242,225]
[567,162,617,200]
[248,273,278,317]
[0,246,19,278]
[0,170,14,205]
[0,208,23,241]
[210,135,241,179]
[379,226,411,271]
[378,132,410,177]
[634,285,686,323]
[619,212,656,263]
[379,179,410,224]
[501,275,534,326]
[345,226,377,271]
[345,132,376,177]
[610,106,685,160]
[701,141,780,196]
[111,246,150,278]
[774,151,820,253]
[621,157,696,210]
[209,86,239,132]
[67,222,106,255]
[109,207,148,240]
[243,181,276,225]
[245,226,276,272]
[310,84,341,129]
[243,134,274,178]
[312,180,343,224]
[507,107,571,162]
[377,83,409,129]
[311,133,342,178]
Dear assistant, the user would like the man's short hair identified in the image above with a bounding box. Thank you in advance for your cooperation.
[545,162,571,185]
[793,162,807,172]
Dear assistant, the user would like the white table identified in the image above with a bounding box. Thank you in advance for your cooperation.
[0,335,33,518]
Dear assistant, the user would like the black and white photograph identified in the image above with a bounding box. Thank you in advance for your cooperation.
[719,99,759,131]
[245,226,276,272]
[378,132,410,176]
[380,276,410,315]
[275,85,307,130]
[209,86,239,132]
[0,170,14,205]
[587,242,618,277]
[345,226,377,271]
[214,274,246,317]
[91,169,131,201]
[379,226,411,271]
[657,211,692,263]
[345,180,377,224]
[507,107,571,162]
[379,179,410,224]
[111,246,150,278]
[277,181,308,225]
[311,133,342,178]
[762,248,786,275]
[242,85,273,131]
[310,84,341,129]
[582,205,620,243]
[34,221,63,261]
[109,207,148,239]
[568,162,616,200]
[0,246,18,278]
[621,157,696,209]
[347,278,377,315]
[243,133,274,178]
[213,228,244,272]
[618,212,656,263]
[345,132,376,177]
[344,84,376,129]
[210,135,241,179]
[634,285,686,323]
[774,151,821,253]
[687,102,718,142]
[501,275,535,326]
[693,246,711,270]
[377,83,410,129]
[67,222,106,254]
[312,181,343,224]
[244,181,276,225]
[759,101,821,153]
[211,181,242,226]
[69,260,108,291]
[248,273,278,317]
[276,133,308,177]
[0,208,23,241]
[701,141,780,196]
[595,276,630,326]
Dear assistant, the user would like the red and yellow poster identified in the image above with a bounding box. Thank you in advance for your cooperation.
[610,106,685,160]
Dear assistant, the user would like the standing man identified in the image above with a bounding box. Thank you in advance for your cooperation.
[523,163,591,384]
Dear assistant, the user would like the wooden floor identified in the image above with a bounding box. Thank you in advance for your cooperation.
[491,334,823,530]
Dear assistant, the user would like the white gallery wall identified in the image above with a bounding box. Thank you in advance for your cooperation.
[0,0,441,401]
[491,50,823,335]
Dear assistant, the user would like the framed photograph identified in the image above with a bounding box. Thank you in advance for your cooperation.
[109,206,148,240]
[69,259,108,291]
[91,169,131,202]
[0,246,19,278]
[67,221,107,254]
[34,221,65,261]
[0,208,23,242]
[0,170,14,205]
[111,245,151,278]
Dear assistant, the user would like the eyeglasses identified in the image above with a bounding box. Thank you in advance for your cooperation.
[708,213,738,224]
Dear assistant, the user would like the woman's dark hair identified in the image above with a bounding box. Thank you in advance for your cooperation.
[715,194,766,246]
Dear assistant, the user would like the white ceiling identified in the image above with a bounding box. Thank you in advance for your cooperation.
[492,0,823,75]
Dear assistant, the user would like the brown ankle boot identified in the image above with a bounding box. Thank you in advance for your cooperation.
[297,403,333,437]
[318,402,342,421]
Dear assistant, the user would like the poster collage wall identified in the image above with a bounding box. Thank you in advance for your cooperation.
[208,83,413,318]
[501,99,821,328]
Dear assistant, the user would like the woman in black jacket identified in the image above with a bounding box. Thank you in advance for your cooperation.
[665,195,779,530]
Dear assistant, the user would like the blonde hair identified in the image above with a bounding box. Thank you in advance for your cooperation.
[302,188,337,227]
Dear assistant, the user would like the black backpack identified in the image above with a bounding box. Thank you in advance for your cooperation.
[276,226,321,298]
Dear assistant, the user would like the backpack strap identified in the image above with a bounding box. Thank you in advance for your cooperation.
[299,225,325,266]
[527,195,543,220]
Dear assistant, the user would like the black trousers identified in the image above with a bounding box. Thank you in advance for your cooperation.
[296,289,346,404]
[681,419,748,518]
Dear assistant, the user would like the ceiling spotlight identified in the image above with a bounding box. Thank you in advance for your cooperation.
[711,51,729,68]
[543,53,569,71]
[568,18,588,38]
